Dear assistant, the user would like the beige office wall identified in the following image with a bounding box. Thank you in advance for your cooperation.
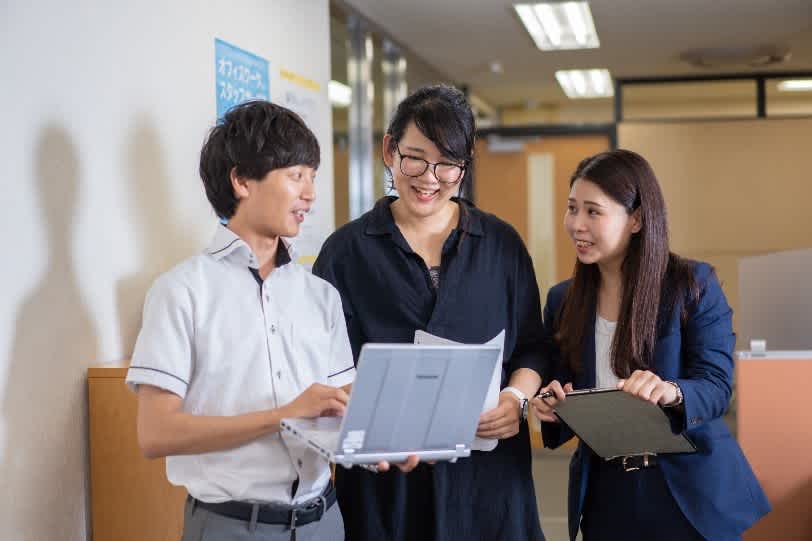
[475,140,531,242]
[527,154,557,298]
[476,135,610,289]
[619,118,812,343]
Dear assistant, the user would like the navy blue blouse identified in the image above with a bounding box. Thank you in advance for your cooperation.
[313,196,546,541]
[314,196,544,386]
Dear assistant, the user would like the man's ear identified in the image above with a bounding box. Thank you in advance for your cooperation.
[229,167,250,199]
[382,134,395,168]
[631,207,643,234]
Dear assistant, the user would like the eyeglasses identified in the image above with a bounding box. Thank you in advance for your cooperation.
[395,145,466,185]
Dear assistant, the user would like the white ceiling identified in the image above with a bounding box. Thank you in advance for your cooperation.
[341,0,812,108]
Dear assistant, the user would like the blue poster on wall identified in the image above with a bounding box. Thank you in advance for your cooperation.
[215,38,270,119]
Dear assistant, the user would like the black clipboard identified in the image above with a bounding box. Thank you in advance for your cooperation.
[553,388,696,460]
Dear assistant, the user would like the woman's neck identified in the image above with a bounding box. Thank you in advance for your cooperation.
[390,198,459,236]
[390,199,460,268]
[597,262,624,322]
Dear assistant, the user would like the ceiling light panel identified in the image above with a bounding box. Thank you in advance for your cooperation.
[556,69,614,98]
[778,79,812,92]
[514,2,600,51]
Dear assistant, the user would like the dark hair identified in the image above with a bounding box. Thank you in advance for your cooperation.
[555,149,699,376]
[199,100,320,219]
[383,84,476,196]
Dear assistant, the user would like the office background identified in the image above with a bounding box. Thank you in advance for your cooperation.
[2,1,811,540]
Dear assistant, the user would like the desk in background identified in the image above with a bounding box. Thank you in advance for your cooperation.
[88,365,186,541]
[738,352,812,541]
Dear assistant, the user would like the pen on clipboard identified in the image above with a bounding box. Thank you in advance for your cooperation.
[535,390,556,400]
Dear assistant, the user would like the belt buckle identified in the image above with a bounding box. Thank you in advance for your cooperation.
[309,494,327,520]
[621,454,650,472]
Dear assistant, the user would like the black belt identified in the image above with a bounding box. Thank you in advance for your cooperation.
[191,483,336,529]
[607,454,658,472]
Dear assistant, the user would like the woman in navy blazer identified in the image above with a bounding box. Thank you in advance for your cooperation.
[531,149,770,541]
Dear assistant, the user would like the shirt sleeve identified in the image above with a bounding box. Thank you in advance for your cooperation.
[539,287,576,449]
[673,263,736,433]
[506,239,545,377]
[325,286,356,387]
[125,274,194,398]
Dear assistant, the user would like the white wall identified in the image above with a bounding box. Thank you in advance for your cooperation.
[0,1,333,539]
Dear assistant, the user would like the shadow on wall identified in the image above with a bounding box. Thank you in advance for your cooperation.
[116,115,197,358]
[0,125,98,540]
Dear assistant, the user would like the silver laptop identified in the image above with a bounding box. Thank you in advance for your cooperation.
[281,343,501,468]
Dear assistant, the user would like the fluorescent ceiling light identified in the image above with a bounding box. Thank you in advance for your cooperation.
[778,79,812,92]
[514,2,600,51]
[556,69,613,98]
[328,80,352,107]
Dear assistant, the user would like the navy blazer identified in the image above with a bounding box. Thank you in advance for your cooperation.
[540,261,770,541]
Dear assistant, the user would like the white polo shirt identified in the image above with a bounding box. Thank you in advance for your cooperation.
[126,224,355,505]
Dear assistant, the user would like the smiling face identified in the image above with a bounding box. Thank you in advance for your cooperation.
[231,164,316,239]
[383,121,464,220]
[564,178,641,270]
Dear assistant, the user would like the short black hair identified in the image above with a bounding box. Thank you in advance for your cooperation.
[384,84,476,190]
[199,100,320,219]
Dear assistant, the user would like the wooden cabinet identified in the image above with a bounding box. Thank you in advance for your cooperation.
[88,366,186,541]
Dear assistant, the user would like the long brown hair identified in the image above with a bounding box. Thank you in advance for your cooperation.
[555,150,697,377]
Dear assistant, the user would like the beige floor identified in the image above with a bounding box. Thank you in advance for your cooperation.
[532,445,579,541]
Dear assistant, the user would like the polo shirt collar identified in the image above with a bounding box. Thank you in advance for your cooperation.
[206,223,295,269]
[364,196,484,237]
[364,196,398,236]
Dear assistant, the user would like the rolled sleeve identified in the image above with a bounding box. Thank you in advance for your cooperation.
[126,274,194,398]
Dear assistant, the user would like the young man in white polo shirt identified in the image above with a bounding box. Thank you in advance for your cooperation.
[126,100,355,540]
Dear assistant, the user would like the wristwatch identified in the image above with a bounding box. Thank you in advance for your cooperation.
[664,381,683,407]
[501,386,529,422]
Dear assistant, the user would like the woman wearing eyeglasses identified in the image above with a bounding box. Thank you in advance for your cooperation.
[313,84,546,541]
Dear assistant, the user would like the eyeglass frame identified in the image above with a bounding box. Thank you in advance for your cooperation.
[393,144,467,185]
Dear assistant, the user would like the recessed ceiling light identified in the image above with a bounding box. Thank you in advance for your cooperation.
[555,69,613,98]
[514,2,600,51]
[778,79,812,92]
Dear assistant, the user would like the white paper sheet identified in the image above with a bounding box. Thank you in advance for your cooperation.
[413,329,506,451]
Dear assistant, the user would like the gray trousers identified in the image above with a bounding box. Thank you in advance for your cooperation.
[180,497,344,541]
